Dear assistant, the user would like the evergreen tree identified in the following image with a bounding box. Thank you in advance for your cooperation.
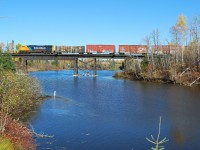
[0,51,16,71]
[141,54,149,71]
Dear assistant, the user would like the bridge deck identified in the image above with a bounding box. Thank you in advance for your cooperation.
[11,53,144,60]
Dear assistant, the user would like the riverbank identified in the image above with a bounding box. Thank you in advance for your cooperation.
[113,71,200,87]
[28,65,66,72]
[0,70,43,149]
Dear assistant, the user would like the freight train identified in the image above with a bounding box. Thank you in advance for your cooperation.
[18,44,175,55]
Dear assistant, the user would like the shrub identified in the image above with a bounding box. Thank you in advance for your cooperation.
[0,52,15,72]
[51,59,59,67]
[141,54,149,71]
[0,71,41,120]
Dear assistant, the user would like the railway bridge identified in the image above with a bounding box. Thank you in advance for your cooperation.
[11,53,144,76]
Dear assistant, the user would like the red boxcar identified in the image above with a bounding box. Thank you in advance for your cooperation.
[152,45,169,54]
[151,45,181,54]
[86,45,116,54]
[119,45,148,54]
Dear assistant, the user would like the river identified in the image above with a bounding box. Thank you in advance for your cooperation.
[29,70,200,150]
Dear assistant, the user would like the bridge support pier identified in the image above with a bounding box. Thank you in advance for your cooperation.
[93,58,97,77]
[25,60,28,73]
[124,59,127,72]
[74,58,78,76]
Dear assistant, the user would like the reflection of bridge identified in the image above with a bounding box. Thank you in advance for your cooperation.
[11,53,144,76]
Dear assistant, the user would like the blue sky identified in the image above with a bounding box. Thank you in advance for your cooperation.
[0,0,199,46]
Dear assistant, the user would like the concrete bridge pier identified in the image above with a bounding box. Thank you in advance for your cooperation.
[93,58,97,77]
[124,59,127,72]
[25,60,28,73]
[74,58,78,76]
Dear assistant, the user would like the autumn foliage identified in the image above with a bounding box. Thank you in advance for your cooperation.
[0,71,41,119]
[0,53,42,149]
[0,112,36,149]
[117,15,200,86]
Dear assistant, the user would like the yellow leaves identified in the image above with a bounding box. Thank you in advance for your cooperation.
[176,14,187,32]
[171,14,187,45]
[167,42,175,46]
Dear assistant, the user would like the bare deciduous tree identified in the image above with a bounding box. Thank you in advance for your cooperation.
[190,16,200,71]
[176,15,187,66]
[0,42,5,52]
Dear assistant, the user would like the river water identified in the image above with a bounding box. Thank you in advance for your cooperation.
[29,70,200,150]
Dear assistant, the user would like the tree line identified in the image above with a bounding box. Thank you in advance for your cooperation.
[121,14,200,86]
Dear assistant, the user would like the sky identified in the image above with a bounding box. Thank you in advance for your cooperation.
[0,0,200,47]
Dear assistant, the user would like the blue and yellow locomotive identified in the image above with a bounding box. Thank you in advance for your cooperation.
[19,45,54,54]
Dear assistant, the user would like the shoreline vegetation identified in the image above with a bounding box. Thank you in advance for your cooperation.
[113,70,200,87]
[0,112,36,149]
[114,15,200,87]
[0,71,42,149]
[0,52,43,149]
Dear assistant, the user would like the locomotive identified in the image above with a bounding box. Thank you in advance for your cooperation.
[19,45,54,54]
